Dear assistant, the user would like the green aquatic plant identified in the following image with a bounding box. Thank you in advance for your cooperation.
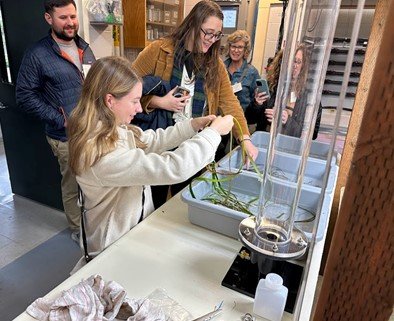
[189,118,262,215]
[276,205,316,223]
[188,118,316,224]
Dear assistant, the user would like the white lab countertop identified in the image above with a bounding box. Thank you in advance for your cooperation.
[14,193,316,321]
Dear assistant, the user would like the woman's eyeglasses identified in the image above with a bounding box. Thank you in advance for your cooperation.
[229,44,245,51]
[200,28,224,41]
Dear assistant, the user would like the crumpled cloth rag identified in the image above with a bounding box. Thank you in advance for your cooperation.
[26,274,165,321]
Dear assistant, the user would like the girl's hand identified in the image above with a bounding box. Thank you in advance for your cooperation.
[265,108,274,122]
[281,110,289,124]
[265,108,289,124]
[209,115,234,135]
[240,138,258,168]
[254,90,269,106]
[191,115,216,131]
[150,87,191,112]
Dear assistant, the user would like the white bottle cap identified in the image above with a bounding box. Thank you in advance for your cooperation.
[265,273,283,290]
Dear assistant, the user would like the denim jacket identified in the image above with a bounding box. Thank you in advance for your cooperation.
[224,58,261,112]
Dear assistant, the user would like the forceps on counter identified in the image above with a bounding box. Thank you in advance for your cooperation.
[191,301,223,321]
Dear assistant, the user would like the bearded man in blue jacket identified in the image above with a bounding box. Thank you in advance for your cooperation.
[16,0,95,241]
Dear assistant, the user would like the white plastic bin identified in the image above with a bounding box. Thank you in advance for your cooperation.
[250,131,333,161]
[181,171,334,242]
[218,147,338,193]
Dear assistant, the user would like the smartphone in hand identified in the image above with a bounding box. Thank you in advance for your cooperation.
[256,78,270,99]
[173,86,190,98]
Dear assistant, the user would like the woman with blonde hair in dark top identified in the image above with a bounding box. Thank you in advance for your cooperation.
[245,49,283,132]
[281,44,321,139]
[246,45,321,139]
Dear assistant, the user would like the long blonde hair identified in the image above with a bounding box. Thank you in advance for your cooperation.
[266,49,283,93]
[68,56,146,175]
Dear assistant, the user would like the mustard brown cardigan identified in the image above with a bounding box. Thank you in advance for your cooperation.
[132,38,250,139]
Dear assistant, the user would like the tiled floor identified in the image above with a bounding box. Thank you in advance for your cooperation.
[0,139,68,269]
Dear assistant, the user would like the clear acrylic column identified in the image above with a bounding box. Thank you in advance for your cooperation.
[239,0,341,260]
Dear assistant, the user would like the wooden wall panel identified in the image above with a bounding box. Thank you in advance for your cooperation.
[322,0,391,273]
[313,1,394,320]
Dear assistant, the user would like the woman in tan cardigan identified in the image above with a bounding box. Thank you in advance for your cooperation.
[132,0,258,207]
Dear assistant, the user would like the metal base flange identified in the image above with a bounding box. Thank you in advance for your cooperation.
[239,216,308,260]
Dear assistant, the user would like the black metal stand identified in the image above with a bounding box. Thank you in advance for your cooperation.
[221,247,303,314]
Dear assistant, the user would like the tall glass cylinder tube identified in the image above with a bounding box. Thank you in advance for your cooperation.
[253,0,341,258]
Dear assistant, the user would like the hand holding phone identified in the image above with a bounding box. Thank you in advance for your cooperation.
[256,78,270,100]
[172,86,190,98]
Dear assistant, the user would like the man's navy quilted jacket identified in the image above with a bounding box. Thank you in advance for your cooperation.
[16,33,95,141]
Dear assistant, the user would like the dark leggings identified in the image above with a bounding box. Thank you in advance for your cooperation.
[150,185,170,210]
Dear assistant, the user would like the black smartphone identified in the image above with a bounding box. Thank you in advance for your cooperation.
[256,78,270,99]
[173,86,190,98]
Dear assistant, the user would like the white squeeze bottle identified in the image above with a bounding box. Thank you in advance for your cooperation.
[253,273,288,321]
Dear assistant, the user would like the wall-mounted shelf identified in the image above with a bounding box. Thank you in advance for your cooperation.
[123,0,183,48]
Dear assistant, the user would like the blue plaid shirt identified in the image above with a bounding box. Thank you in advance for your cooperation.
[224,58,261,111]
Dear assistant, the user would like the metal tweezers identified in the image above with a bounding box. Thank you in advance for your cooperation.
[191,301,223,321]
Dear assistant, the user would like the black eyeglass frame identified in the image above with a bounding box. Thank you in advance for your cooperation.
[229,44,246,51]
[200,28,224,41]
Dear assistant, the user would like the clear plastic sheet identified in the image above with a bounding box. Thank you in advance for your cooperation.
[147,288,193,321]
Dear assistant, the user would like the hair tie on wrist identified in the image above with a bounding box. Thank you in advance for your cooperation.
[239,138,251,144]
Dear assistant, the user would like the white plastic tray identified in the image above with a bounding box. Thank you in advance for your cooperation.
[250,131,334,161]
[218,147,338,193]
[181,171,334,242]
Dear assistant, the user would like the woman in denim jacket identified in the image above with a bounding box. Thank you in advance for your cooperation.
[218,30,268,158]
[223,30,268,112]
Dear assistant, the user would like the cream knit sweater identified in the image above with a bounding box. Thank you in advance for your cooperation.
[74,119,221,268]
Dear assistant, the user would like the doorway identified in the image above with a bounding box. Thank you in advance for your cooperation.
[0,0,63,210]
